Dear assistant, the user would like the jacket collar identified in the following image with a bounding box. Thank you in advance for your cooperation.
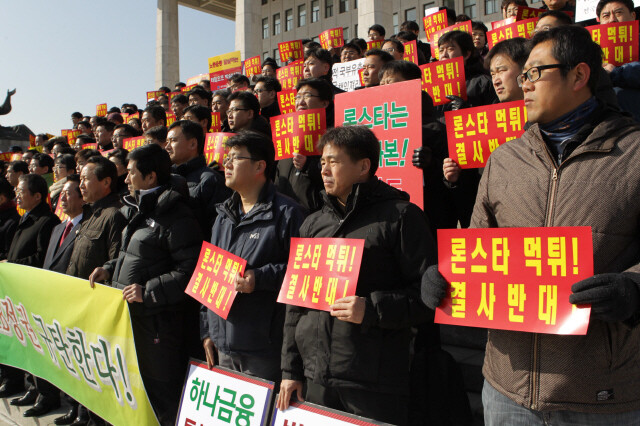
[322,178,409,219]
[174,155,206,177]
[218,182,275,225]
[20,202,51,225]
[90,191,121,212]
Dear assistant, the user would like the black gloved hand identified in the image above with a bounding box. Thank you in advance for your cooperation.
[569,273,640,322]
[412,146,433,169]
[445,95,469,111]
[421,264,449,310]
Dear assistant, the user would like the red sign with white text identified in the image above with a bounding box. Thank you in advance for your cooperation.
[587,21,640,66]
[335,80,424,208]
[420,57,467,106]
[403,40,419,64]
[445,100,526,169]
[122,136,146,151]
[96,104,107,117]
[276,59,304,90]
[203,132,232,168]
[271,109,326,160]
[436,227,593,335]
[244,55,262,77]
[186,242,247,320]
[319,27,345,49]
[277,89,297,115]
[431,21,472,60]
[278,40,304,63]
[277,238,364,311]
[424,10,450,42]
[487,17,538,49]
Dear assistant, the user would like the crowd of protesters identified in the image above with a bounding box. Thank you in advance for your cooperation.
[0,0,639,424]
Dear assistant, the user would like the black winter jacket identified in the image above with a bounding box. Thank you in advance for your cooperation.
[0,201,20,260]
[281,179,436,394]
[7,202,60,267]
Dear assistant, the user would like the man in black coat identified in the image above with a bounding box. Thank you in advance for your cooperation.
[277,126,436,426]
[0,177,20,260]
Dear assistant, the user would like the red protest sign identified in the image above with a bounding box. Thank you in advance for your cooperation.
[81,143,98,150]
[122,136,146,151]
[96,104,107,117]
[515,6,546,20]
[277,89,297,115]
[203,132,232,168]
[147,90,164,102]
[445,100,526,169]
[366,39,384,50]
[186,241,247,320]
[101,149,114,158]
[61,129,70,137]
[487,17,538,49]
[423,9,449,42]
[244,55,262,77]
[436,227,593,335]
[277,238,365,311]
[319,27,344,49]
[166,113,176,128]
[403,40,419,64]
[420,57,467,106]
[168,91,181,101]
[210,112,222,133]
[54,202,70,222]
[278,40,304,63]
[358,68,365,86]
[66,129,81,145]
[0,153,13,162]
[587,21,640,66]
[271,109,326,160]
[126,112,140,122]
[335,79,424,208]
[276,59,304,90]
[491,17,516,30]
[431,21,472,60]
[181,84,197,93]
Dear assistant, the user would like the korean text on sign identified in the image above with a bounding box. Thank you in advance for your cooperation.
[176,361,274,426]
[319,27,344,49]
[276,59,304,90]
[146,90,163,102]
[278,40,304,63]
[423,9,449,42]
[435,227,593,335]
[210,112,222,133]
[277,238,365,311]
[367,39,384,50]
[208,51,243,91]
[271,109,326,160]
[203,132,232,169]
[431,21,472,60]
[587,21,639,66]
[277,89,297,115]
[420,56,467,106]
[487,17,538,49]
[335,79,424,208]
[332,58,365,92]
[96,104,107,117]
[122,136,146,152]
[244,55,261,77]
[445,100,526,169]
[492,17,516,30]
[185,242,247,320]
[515,6,546,20]
[403,40,419,64]
[65,129,81,145]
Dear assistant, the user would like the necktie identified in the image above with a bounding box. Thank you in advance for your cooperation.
[59,221,74,247]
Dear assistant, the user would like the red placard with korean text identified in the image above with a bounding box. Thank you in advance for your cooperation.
[445,100,526,169]
[403,40,419,64]
[487,17,538,49]
[335,79,424,208]
[0,153,13,162]
[279,40,304,63]
[277,89,297,115]
[181,84,197,93]
[420,57,467,106]
[366,40,384,51]
[203,132,232,168]
[491,17,516,30]
[65,129,80,145]
[319,27,345,49]
[126,112,140,122]
[96,104,107,117]
[166,113,176,128]
[515,6,546,20]
[54,202,70,222]
[270,109,326,160]
[122,136,146,151]
[168,91,181,101]
[276,59,304,90]
[81,143,98,150]
[244,55,262,77]
[431,21,472,60]
[209,51,243,91]
[147,90,164,102]
[186,241,246,320]
[424,9,450,42]
[435,227,593,335]
[587,21,639,66]
[277,238,365,311]
[210,112,222,133]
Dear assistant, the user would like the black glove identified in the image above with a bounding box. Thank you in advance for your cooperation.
[421,264,449,310]
[445,95,469,111]
[412,146,432,169]
[569,273,640,322]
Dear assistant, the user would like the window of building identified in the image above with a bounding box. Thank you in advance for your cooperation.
[343,26,350,39]
[354,24,358,37]
[325,0,333,18]
[393,12,399,34]
[354,0,358,8]
[263,51,269,60]
[273,49,281,65]
[339,0,349,13]
[298,4,307,26]
[273,13,281,35]
[463,0,477,18]
[285,9,293,31]
[443,0,456,13]
[485,0,498,15]
[311,0,320,22]
[262,18,269,39]
[405,7,417,22]
[424,2,436,16]
[313,36,320,42]
[261,0,267,4]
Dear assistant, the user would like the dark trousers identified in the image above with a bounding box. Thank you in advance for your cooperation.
[0,365,25,389]
[305,381,408,426]
[143,375,184,426]
[34,376,60,404]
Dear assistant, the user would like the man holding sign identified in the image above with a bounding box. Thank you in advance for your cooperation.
[423,26,640,423]
[278,126,435,425]
[201,131,305,383]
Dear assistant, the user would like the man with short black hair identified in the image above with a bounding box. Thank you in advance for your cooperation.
[28,153,55,187]
[368,24,386,40]
[400,20,432,61]
[112,123,139,149]
[362,49,394,88]
[71,112,83,129]
[142,105,167,132]
[254,76,282,120]
[227,74,251,92]
[212,89,231,132]
[171,93,189,120]
[227,91,271,136]
[183,104,213,135]
[188,86,212,107]
[144,125,168,147]
[6,161,28,188]
[0,177,19,260]
[95,120,116,151]
[303,48,344,94]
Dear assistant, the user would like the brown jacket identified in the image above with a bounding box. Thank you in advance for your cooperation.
[471,107,640,413]
[66,192,126,279]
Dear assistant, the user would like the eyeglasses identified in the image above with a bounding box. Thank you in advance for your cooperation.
[226,107,249,115]
[383,47,397,53]
[294,93,321,101]
[517,64,568,87]
[253,89,271,94]
[223,155,256,165]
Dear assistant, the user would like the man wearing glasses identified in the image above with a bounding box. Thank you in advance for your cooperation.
[422,25,640,424]
[253,76,282,120]
[226,91,272,137]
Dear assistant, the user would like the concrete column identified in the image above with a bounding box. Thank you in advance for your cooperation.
[235,0,262,60]
[358,0,393,40]
[155,0,180,89]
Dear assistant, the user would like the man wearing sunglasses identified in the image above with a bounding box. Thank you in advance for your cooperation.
[423,25,640,424]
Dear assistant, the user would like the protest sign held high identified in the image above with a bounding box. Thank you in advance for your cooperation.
[204,132,232,167]
[319,27,344,49]
[423,9,449,42]
[431,21,472,60]
[587,21,640,66]
[331,58,365,92]
[420,57,467,106]
[271,108,327,160]
[487,17,538,49]
[209,51,243,91]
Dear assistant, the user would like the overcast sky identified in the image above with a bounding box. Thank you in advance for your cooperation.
[0,1,235,136]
